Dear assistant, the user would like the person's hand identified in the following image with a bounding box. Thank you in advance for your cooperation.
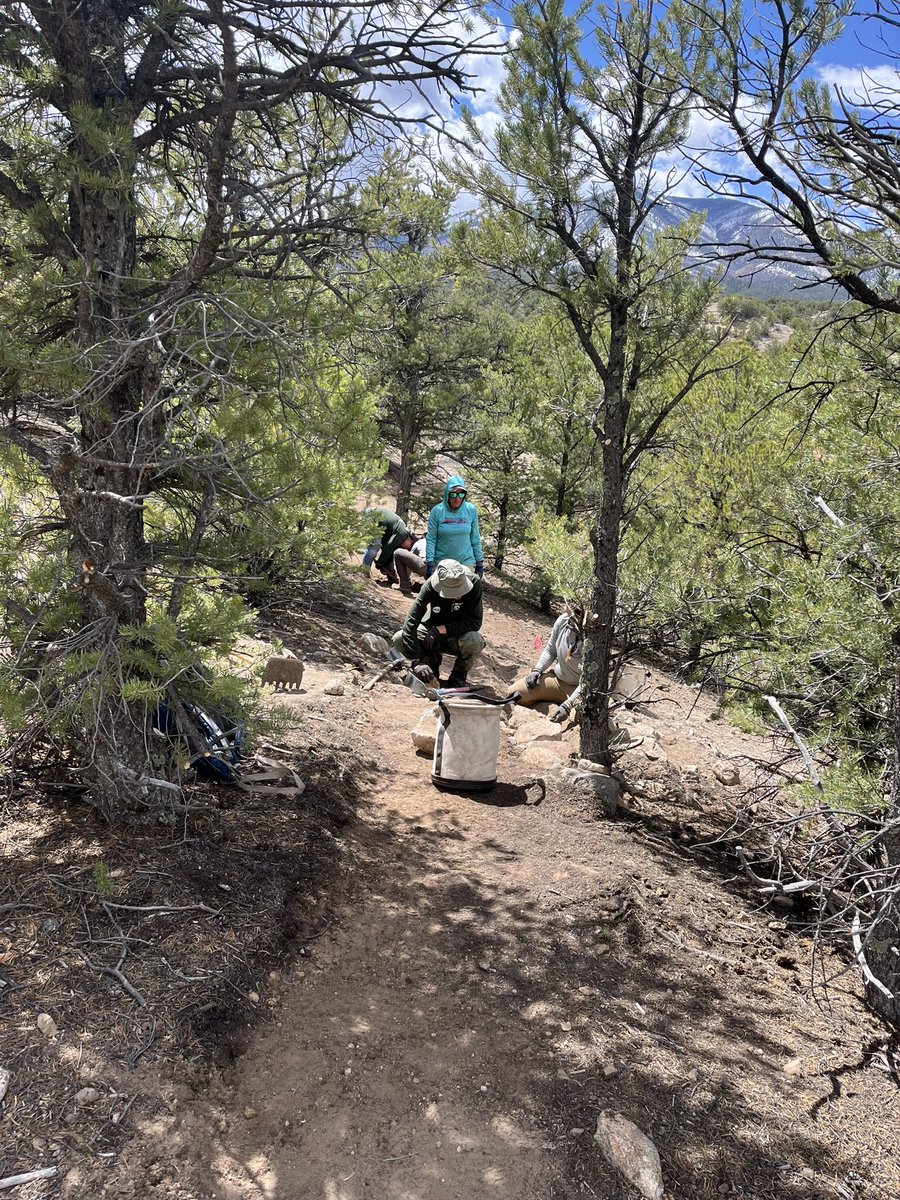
[524,669,541,690]
[474,561,484,578]
[549,704,569,724]
[425,562,435,576]
[418,629,436,652]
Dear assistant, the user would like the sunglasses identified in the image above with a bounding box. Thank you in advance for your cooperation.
[448,489,467,499]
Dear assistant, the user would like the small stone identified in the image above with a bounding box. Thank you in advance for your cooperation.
[37,1013,58,1037]
[42,918,60,933]
[643,744,667,762]
[244,1106,257,1119]
[602,1063,618,1078]
[569,1127,585,1137]
[783,1057,803,1077]
[713,763,740,786]
[718,1185,730,1195]
[575,759,610,775]
[479,1085,488,1093]
[359,633,391,658]
[686,1068,699,1083]
[596,943,610,955]
[324,678,345,696]
[74,1087,101,1106]
[412,1075,419,1084]
[594,1112,663,1200]
[0,1067,10,1104]
[344,1067,352,1076]
[248,991,260,1004]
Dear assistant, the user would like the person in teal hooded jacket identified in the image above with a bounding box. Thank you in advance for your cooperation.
[425,475,484,578]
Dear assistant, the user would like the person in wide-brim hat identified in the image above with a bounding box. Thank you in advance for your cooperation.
[392,559,485,687]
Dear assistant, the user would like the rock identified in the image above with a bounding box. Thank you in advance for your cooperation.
[559,768,621,814]
[612,663,652,704]
[507,705,550,732]
[602,1063,618,1078]
[359,633,391,659]
[714,762,741,786]
[594,1112,664,1200]
[73,1087,101,1106]
[248,991,260,1003]
[37,1014,58,1037]
[519,744,564,770]
[244,1105,257,1119]
[643,743,667,762]
[569,1127,585,1137]
[323,678,345,696]
[411,708,437,754]
[513,724,563,747]
[0,1067,10,1104]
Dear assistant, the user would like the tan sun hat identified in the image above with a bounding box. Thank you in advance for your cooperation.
[433,559,474,598]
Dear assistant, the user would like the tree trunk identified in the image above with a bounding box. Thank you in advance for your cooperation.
[866,624,900,1025]
[494,492,509,571]
[579,305,629,768]
[49,0,162,819]
[395,402,419,522]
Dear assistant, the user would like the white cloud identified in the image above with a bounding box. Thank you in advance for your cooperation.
[816,61,900,106]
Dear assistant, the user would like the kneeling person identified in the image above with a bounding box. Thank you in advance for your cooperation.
[514,605,584,723]
[393,560,485,688]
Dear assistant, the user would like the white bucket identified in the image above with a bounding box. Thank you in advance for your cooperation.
[432,696,503,791]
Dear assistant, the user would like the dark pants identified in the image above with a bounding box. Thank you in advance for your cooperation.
[392,628,485,683]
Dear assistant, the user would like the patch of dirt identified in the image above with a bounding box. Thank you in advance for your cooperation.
[2,573,899,1200]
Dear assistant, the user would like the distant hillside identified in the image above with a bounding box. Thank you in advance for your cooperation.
[659,195,838,300]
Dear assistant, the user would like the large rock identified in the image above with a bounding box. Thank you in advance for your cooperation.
[558,768,621,815]
[594,1112,664,1200]
[411,708,438,754]
[519,743,565,770]
[359,632,391,659]
[612,663,652,705]
[513,724,563,748]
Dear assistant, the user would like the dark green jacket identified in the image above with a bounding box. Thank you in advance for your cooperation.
[370,506,409,571]
[400,575,483,655]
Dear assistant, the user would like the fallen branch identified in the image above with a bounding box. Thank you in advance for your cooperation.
[0,1167,58,1190]
[764,695,822,789]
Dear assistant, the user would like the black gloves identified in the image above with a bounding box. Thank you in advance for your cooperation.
[475,561,484,578]
[524,669,542,690]
[418,628,437,653]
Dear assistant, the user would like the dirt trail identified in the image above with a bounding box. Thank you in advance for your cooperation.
[98,582,897,1200]
[15,580,888,1200]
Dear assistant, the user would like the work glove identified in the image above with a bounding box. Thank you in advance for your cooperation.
[418,628,437,653]
[524,669,542,690]
[474,561,484,578]
[549,703,570,724]
[425,562,435,576]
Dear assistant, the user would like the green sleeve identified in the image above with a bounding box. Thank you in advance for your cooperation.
[400,586,431,655]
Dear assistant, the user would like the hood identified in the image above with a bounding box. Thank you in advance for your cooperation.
[442,474,467,508]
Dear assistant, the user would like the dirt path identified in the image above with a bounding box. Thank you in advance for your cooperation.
[8,579,894,1200]
[104,583,897,1200]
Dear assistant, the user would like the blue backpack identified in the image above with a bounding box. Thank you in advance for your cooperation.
[152,702,245,784]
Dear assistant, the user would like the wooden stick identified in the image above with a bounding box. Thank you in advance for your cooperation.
[764,694,822,789]
[0,1168,58,1191]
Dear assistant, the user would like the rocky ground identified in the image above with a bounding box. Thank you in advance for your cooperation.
[1,574,898,1200]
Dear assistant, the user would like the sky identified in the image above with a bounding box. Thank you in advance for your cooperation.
[419,1,900,205]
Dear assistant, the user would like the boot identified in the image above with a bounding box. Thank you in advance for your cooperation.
[445,656,469,690]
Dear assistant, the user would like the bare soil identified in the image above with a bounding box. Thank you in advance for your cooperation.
[2,574,898,1200]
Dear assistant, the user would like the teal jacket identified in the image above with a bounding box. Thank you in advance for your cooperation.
[425,476,483,568]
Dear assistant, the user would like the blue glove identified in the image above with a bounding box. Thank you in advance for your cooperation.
[426,562,435,576]
[474,561,484,578]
